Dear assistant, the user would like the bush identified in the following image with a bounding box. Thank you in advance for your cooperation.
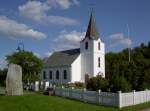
[66,82,84,88]
[60,82,84,89]
[110,75,131,92]
[0,69,7,86]
[74,82,84,88]
[86,75,109,91]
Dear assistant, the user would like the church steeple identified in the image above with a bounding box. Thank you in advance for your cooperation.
[80,9,105,80]
[85,10,99,40]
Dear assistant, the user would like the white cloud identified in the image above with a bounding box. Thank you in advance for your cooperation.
[0,16,46,40]
[53,30,85,51]
[72,0,80,5]
[46,15,79,25]
[109,33,132,48]
[45,52,53,57]
[19,0,79,25]
[19,1,50,22]
[0,57,7,69]
[47,0,70,9]
[33,52,41,58]
[46,0,80,9]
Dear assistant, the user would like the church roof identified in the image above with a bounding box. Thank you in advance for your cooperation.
[84,11,99,40]
[44,48,80,68]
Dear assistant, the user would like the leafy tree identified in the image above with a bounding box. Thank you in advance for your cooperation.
[0,68,7,86]
[6,51,43,83]
[110,75,131,92]
[105,41,150,91]
[148,41,150,48]
[86,75,109,91]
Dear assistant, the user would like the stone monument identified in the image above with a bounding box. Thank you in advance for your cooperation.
[6,64,23,95]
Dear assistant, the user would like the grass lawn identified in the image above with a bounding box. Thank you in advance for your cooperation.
[0,93,150,111]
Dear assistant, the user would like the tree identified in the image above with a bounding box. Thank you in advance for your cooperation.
[86,75,109,91]
[105,41,150,91]
[148,41,150,48]
[0,68,7,86]
[110,75,131,92]
[6,51,43,83]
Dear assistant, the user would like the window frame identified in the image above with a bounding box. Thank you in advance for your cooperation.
[98,57,100,68]
[49,71,52,80]
[43,71,46,79]
[56,70,59,80]
[85,42,88,50]
[63,70,67,80]
[98,42,101,50]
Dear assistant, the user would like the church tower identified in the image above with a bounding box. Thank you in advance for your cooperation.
[80,11,105,81]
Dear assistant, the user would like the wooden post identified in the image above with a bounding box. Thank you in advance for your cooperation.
[70,87,74,98]
[118,91,122,108]
[97,89,101,104]
[145,89,148,102]
[61,86,64,96]
[82,88,86,102]
[133,90,135,105]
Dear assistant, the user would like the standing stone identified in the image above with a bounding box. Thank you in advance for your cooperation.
[6,64,23,95]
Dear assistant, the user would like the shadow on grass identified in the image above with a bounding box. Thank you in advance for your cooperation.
[0,94,5,96]
[53,95,118,110]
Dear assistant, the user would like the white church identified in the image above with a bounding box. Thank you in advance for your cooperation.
[41,11,105,83]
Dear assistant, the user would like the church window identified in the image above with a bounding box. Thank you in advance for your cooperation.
[49,71,52,80]
[98,42,101,50]
[56,70,59,80]
[43,71,46,79]
[85,42,88,50]
[63,70,67,80]
[98,57,100,67]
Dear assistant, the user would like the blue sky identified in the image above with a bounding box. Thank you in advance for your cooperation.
[0,0,150,69]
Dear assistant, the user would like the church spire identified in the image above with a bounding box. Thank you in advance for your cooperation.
[85,10,99,40]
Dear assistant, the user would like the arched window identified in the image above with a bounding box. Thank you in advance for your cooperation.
[98,57,100,67]
[98,42,101,50]
[56,70,59,80]
[85,42,88,50]
[49,71,52,80]
[43,71,46,79]
[63,70,67,80]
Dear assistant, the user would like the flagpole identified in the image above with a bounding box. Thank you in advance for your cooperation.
[127,24,131,62]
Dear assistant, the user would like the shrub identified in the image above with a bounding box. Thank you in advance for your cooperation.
[74,82,84,88]
[86,75,109,91]
[110,75,131,92]
[60,82,85,89]
[0,69,7,87]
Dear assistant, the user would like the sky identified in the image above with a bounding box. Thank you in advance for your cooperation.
[0,0,150,69]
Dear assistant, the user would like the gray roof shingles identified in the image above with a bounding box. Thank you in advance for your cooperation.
[44,48,80,68]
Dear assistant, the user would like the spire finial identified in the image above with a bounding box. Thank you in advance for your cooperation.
[89,2,95,14]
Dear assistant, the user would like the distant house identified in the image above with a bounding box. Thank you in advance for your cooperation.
[41,11,105,84]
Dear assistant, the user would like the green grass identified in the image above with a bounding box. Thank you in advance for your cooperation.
[0,93,150,111]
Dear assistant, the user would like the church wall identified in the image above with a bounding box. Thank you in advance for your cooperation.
[41,66,71,84]
[93,39,105,77]
[71,55,82,82]
[80,38,94,81]
[80,37,105,81]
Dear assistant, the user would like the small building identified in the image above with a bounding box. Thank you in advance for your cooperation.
[41,11,105,84]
